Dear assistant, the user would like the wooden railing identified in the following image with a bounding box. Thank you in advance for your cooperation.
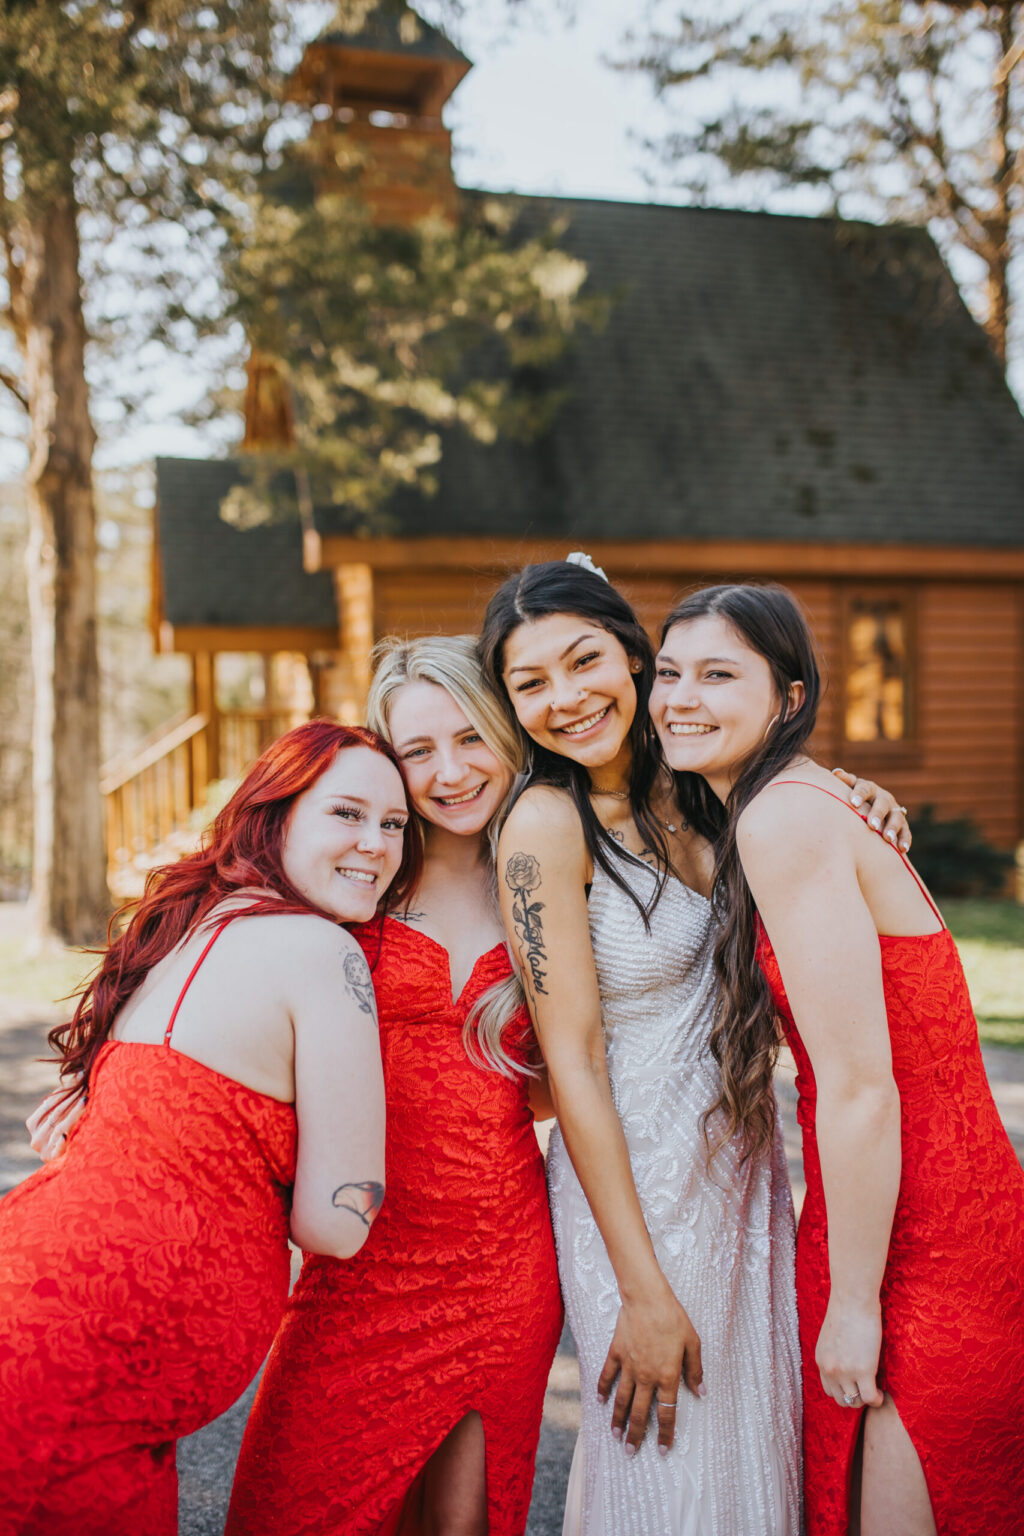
[100,707,307,884]
[100,713,211,882]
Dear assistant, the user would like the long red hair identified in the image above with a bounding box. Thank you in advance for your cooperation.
[50,721,422,1097]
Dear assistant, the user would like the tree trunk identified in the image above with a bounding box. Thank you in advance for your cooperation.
[16,186,109,943]
[985,5,1017,367]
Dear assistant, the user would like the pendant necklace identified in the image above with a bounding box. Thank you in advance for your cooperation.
[590,785,678,835]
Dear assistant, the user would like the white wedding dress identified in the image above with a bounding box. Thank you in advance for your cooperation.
[547,858,801,1535]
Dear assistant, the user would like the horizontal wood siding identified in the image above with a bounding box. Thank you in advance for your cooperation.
[818,583,1022,847]
[373,568,1023,847]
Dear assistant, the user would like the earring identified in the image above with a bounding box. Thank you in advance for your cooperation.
[629,659,642,674]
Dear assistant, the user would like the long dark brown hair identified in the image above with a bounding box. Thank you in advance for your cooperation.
[479,560,685,924]
[51,721,422,1101]
[661,584,822,1158]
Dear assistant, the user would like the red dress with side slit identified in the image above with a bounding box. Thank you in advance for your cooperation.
[225,916,563,1536]
[0,916,297,1536]
[756,785,1024,1536]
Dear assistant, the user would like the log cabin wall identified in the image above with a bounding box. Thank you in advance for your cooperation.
[370,564,1023,848]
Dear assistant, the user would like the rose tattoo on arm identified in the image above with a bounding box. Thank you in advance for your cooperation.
[343,952,376,1018]
[505,851,548,1000]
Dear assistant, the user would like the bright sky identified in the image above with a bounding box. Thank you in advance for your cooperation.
[0,2,1015,480]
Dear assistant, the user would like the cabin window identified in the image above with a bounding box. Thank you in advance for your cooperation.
[842,594,914,745]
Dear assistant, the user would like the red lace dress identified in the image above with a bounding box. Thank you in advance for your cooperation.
[757,788,1024,1535]
[225,917,563,1536]
[0,918,297,1536]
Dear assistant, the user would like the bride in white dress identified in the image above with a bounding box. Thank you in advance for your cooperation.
[479,558,906,1535]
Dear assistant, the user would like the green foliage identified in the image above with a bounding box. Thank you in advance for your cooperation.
[626,1,1024,355]
[908,803,1015,898]
[944,899,1024,1049]
[223,166,602,520]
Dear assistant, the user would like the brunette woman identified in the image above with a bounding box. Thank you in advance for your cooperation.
[651,583,1024,1536]
[478,560,909,1536]
[0,722,418,1536]
[226,636,563,1536]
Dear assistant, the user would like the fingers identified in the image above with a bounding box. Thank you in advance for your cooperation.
[824,1373,884,1411]
[596,1350,619,1407]
[625,1379,654,1455]
[610,1369,635,1444]
[831,768,857,788]
[655,1394,677,1456]
[682,1334,705,1399]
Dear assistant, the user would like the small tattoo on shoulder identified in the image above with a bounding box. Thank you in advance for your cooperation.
[393,909,425,925]
[504,851,548,999]
[332,1180,384,1226]
[343,952,376,1016]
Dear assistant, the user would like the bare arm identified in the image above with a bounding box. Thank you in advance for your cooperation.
[288,927,386,1260]
[499,790,702,1453]
[739,786,901,1409]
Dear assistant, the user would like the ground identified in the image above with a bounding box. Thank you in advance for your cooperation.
[1,899,1022,1533]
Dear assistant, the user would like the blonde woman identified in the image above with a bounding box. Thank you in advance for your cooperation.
[226,636,563,1536]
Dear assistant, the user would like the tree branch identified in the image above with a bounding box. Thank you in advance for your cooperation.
[0,365,28,411]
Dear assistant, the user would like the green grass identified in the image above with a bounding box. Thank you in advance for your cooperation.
[944,899,1024,1049]
[0,922,98,1014]
[2,894,1022,1048]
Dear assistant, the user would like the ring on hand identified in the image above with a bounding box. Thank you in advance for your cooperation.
[899,805,908,815]
[842,1389,862,1407]
[656,1398,679,1410]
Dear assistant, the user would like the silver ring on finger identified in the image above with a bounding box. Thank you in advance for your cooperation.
[842,1389,862,1407]
[656,1398,679,1410]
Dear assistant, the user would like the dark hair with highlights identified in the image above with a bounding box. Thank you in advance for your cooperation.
[661,583,822,1159]
[479,561,684,923]
[50,721,421,1102]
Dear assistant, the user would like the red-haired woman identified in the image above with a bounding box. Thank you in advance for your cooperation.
[0,722,420,1536]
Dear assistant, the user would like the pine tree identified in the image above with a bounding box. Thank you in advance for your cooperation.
[0,1,593,941]
[627,1,1022,365]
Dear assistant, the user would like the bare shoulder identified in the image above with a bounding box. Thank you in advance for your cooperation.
[231,911,365,981]
[738,777,855,880]
[502,783,584,846]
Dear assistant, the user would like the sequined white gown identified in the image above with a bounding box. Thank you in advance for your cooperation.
[547,860,801,1536]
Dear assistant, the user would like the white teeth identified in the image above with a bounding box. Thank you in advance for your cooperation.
[668,723,716,735]
[437,785,485,806]
[561,706,610,736]
[338,868,376,884]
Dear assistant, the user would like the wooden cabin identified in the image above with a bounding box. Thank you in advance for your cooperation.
[144,2,1024,875]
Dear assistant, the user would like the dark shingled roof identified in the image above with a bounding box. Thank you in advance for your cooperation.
[155,459,337,630]
[308,197,1024,547]
[156,199,1024,633]
[318,1,468,66]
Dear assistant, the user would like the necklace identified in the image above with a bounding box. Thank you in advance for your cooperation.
[590,786,678,835]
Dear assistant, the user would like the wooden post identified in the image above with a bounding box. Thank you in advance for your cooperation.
[192,651,219,785]
[333,563,375,723]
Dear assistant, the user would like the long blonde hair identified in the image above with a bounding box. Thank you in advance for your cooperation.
[366,634,534,1078]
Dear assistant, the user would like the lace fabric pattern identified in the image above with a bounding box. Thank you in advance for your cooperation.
[0,1040,297,1536]
[758,925,1024,1536]
[226,917,564,1536]
[548,862,802,1536]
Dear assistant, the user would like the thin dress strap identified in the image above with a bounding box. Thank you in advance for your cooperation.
[163,917,235,1047]
[768,780,946,930]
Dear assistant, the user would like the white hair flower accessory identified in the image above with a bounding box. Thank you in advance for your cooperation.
[565,550,609,583]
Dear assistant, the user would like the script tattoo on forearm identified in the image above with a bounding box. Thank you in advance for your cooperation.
[343,952,376,1018]
[332,1180,385,1227]
[504,851,548,999]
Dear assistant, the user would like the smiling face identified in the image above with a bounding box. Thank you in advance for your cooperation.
[387,679,514,837]
[501,612,639,776]
[651,613,799,798]
[280,745,409,921]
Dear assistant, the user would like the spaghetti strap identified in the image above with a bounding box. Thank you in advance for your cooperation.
[767,780,946,930]
[163,918,235,1047]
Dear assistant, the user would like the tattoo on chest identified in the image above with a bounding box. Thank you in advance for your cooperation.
[393,909,425,925]
[504,852,548,999]
[343,952,376,1018]
[332,1180,384,1226]
[608,827,657,867]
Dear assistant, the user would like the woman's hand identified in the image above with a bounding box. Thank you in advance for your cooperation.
[26,1088,84,1161]
[832,768,911,852]
[815,1294,885,1412]
[597,1283,703,1456]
